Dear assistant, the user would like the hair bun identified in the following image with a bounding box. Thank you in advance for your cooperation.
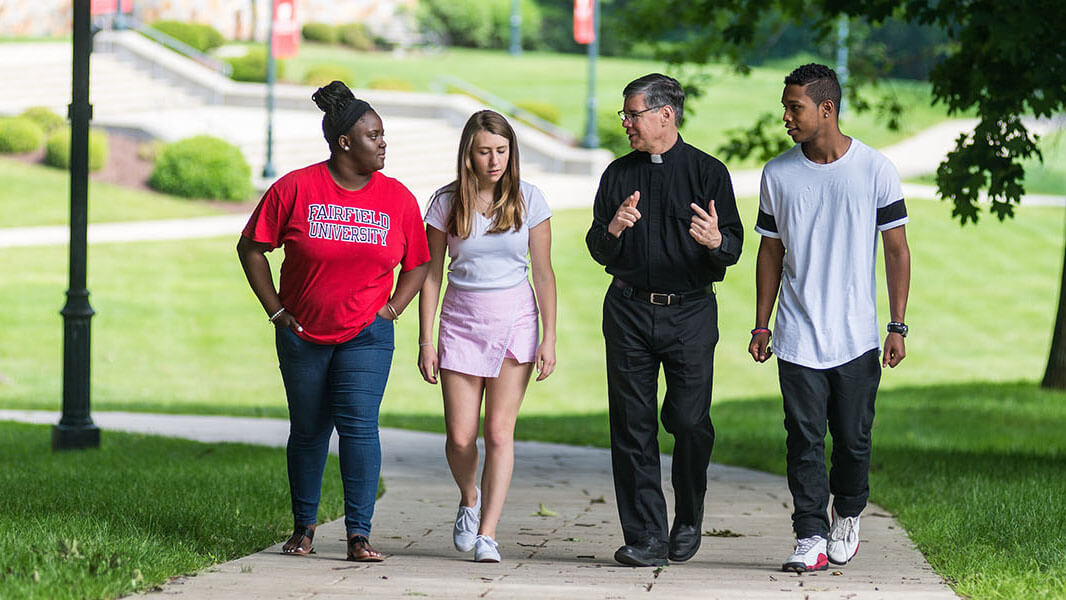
[312,81,355,115]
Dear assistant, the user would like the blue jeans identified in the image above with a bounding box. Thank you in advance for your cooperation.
[275,316,394,537]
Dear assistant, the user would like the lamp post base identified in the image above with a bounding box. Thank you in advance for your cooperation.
[52,423,100,451]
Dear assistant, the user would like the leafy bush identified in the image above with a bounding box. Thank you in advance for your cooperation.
[302,64,355,88]
[19,107,65,133]
[338,23,375,51]
[44,127,109,171]
[151,20,226,53]
[226,47,286,83]
[514,100,560,125]
[368,77,414,91]
[0,117,45,153]
[149,135,252,201]
[597,110,631,157]
[417,0,542,50]
[301,22,339,44]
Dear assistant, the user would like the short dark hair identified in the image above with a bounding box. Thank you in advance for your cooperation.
[623,73,685,126]
[784,63,841,112]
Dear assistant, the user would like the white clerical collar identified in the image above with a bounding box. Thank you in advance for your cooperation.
[650,154,663,164]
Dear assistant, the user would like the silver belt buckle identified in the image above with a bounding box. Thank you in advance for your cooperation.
[649,292,671,306]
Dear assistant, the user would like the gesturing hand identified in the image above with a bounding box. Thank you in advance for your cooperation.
[689,200,722,250]
[608,191,641,238]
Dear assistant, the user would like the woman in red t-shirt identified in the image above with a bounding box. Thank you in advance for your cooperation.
[237,81,429,563]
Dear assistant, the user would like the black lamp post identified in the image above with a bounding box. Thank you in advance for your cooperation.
[54,0,100,450]
[263,9,277,179]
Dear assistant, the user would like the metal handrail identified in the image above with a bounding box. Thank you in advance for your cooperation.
[432,74,576,146]
[126,18,233,77]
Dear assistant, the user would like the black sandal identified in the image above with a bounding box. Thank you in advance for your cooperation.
[347,535,384,562]
[281,524,315,556]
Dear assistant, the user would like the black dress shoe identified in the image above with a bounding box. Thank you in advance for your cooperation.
[668,524,701,562]
[614,538,668,567]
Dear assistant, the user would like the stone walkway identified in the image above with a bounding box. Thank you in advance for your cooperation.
[0,410,956,599]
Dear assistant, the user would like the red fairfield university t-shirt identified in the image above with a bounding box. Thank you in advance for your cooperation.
[243,162,430,344]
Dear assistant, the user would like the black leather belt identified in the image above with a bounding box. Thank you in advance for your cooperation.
[612,278,709,306]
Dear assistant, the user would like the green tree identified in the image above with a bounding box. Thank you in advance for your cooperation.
[615,0,1066,386]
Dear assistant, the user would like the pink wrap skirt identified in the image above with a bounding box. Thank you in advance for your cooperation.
[438,281,539,378]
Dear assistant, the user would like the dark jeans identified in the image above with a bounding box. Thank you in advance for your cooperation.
[602,284,718,545]
[275,317,394,537]
[779,348,881,539]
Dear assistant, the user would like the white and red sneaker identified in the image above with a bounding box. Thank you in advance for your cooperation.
[827,508,861,565]
[782,535,828,572]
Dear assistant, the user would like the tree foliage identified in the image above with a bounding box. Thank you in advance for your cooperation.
[615,0,1066,225]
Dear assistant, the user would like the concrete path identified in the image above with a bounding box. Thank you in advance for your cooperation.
[0,409,956,599]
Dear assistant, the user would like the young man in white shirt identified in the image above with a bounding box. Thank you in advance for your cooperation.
[748,63,911,573]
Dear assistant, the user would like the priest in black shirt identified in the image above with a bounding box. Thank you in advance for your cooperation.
[586,73,743,567]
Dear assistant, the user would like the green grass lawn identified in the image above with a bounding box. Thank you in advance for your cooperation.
[0,422,344,600]
[0,158,230,227]
[278,43,949,168]
[1,198,1062,417]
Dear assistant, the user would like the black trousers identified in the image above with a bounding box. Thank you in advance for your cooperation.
[602,284,718,545]
[779,348,881,539]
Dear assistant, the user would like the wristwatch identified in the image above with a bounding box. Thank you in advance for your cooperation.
[887,321,908,337]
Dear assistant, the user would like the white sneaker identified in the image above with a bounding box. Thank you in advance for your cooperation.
[827,508,861,565]
[474,534,500,563]
[452,488,480,552]
[782,535,828,572]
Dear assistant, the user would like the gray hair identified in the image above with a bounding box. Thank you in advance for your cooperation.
[623,73,685,126]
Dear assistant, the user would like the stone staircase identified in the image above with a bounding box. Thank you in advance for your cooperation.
[0,36,606,207]
[0,42,202,119]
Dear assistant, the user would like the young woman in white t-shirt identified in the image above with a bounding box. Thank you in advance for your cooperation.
[417,110,557,563]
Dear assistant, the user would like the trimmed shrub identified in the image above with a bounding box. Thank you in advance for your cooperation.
[597,110,631,157]
[368,77,414,91]
[19,106,65,133]
[226,47,286,83]
[0,117,45,153]
[514,100,560,125]
[151,20,226,53]
[301,22,339,44]
[338,23,374,51]
[44,127,109,171]
[417,0,542,50]
[149,135,252,201]
[302,64,355,88]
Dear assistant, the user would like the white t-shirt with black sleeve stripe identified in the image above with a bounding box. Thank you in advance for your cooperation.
[755,139,907,369]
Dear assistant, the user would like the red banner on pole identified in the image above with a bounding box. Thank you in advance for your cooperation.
[574,0,595,44]
[90,0,132,15]
[272,0,300,59]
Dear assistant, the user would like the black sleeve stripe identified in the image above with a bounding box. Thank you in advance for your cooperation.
[877,199,907,226]
[756,210,778,233]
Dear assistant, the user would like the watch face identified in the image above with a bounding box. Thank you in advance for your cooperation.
[888,323,908,337]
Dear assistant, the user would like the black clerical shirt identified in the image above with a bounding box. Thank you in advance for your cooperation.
[586,136,743,293]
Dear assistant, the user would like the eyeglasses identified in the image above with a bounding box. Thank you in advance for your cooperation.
[617,105,663,123]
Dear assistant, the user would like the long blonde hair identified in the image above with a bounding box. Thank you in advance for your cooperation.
[446,110,523,239]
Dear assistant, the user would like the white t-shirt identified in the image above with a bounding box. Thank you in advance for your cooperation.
[755,139,907,369]
[424,180,552,291]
